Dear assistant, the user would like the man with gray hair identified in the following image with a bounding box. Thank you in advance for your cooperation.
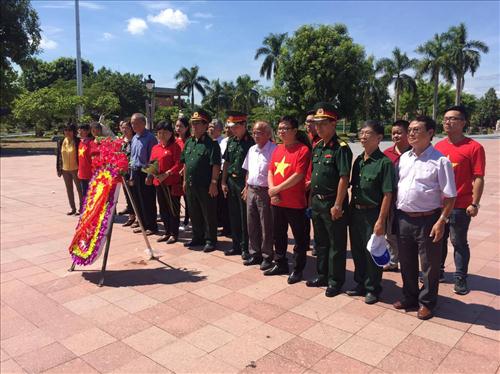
[241,121,276,270]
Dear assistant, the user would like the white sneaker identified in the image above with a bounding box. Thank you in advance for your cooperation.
[179,224,186,232]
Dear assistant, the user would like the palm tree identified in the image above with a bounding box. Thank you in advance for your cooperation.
[202,79,232,117]
[174,65,209,111]
[377,47,418,121]
[442,23,489,105]
[416,33,448,120]
[233,75,259,113]
[254,33,287,80]
[359,56,389,121]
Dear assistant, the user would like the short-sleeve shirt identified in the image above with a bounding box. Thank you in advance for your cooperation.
[150,142,183,195]
[396,145,457,212]
[223,132,255,179]
[383,145,411,165]
[269,143,311,209]
[243,140,277,187]
[350,148,395,206]
[310,135,353,197]
[78,138,93,180]
[180,133,221,188]
[130,130,157,177]
[435,137,485,209]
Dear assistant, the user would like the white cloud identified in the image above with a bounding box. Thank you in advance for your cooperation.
[205,24,213,30]
[127,18,148,35]
[102,32,115,40]
[40,36,58,50]
[147,8,189,30]
[193,12,213,19]
[79,1,104,10]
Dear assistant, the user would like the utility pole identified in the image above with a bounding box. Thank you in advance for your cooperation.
[75,0,83,120]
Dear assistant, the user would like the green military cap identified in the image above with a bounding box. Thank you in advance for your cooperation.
[226,111,248,127]
[190,109,212,124]
[312,102,339,121]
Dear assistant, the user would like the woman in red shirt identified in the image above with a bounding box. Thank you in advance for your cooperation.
[175,117,191,230]
[77,124,94,197]
[266,115,312,284]
[148,120,183,244]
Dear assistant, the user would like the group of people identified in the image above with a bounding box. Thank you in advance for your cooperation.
[57,103,485,321]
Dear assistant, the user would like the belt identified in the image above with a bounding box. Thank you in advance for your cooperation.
[314,193,336,201]
[402,208,440,218]
[354,204,378,210]
[248,185,268,190]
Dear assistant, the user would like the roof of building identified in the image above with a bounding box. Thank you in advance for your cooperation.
[154,87,188,96]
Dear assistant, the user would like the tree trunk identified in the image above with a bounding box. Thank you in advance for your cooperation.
[394,84,400,122]
[455,73,462,105]
[432,73,439,120]
[191,89,195,112]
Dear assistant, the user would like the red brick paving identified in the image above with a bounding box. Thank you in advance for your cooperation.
[1,139,499,373]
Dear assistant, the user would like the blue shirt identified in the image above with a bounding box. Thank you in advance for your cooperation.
[130,130,157,178]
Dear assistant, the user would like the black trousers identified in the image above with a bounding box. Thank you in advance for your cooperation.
[397,210,442,309]
[272,205,308,272]
[217,174,231,233]
[155,185,180,237]
[132,171,157,231]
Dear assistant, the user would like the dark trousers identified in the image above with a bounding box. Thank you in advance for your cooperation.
[132,171,157,231]
[312,197,347,289]
[217,175,231,234]
[81,179,90,198]
[272,205,308,272]
[62,170,82,211]
[247,186,273,259]
[440,208,471,279]
[228,177,248,252]
[349,207,383,294]
[186,185,217,245]
[182,195,190,225]
[398,210,442,309]
[155,185,181,237]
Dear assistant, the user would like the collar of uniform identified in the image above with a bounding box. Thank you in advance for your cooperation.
[362,147,384,162]
[194,133,207,143]
[320,134,338,149]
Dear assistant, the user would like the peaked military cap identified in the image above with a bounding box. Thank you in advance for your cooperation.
[313,102,339,121]
[226,111,248,127]
[190,109,211,124]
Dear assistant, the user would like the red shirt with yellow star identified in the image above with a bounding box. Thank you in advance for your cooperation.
[269,143,311,209]
[435,137,485,209]
[77,138,94,180]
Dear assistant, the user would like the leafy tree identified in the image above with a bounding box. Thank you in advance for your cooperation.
[233,75,259,113]
[21,57,94,91]
[0,0,41,108]
[442,23,489,105]
[254,32,287,80]
[174,65,209,111]
[475,88,498,128]
[274,24,367,122]
[357,56,391,122]
[202,79,232,116]
[416,33,448,120]
[154,106,180,124]
[377,47,418,121]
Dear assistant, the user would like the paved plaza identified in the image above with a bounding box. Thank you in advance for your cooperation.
[1,139,499,373]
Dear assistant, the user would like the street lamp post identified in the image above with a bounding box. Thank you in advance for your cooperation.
[145,74,155,130]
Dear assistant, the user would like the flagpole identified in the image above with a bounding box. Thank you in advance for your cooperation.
[75,0,83,120]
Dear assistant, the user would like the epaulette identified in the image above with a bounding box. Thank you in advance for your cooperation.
[339,139,348,147]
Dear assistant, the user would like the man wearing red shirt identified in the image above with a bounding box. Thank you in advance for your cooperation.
[265,115,311,284]
[77,124,93,197]
[435,106,485,295]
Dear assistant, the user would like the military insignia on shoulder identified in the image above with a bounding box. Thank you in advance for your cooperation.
[317,108,324,115]
[193,112,200,119]
[339,140,348,147]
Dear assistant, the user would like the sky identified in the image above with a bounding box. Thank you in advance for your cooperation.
[32,0,499,104]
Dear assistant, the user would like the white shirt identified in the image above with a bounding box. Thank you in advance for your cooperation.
[397,144,456,212]
[243,141,277,187]
[218,136,228,167]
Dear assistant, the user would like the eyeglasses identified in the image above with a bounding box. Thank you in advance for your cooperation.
[408,127,425,134]
[277,127,293,132]
[252,131,264,136]
[443,116,464,123]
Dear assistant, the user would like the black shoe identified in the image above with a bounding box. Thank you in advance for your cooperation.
[287,271,302,284]
[453,277,469,295]
[243,256,263,266]
[325,286,342,297]
[218,230,231,237]
[306,278,328,287]
[365,292,379,304]
[122,218,135,227]
[224,248,241,256]
[183,240,204,247]
[345,285,366,297]
[203,243,216,253]
[67,209,76,216]
[260,258,273,271]
[439,270,446,283]
[311,247,317,256]
[263,264,289,276]
[241,251,251,261]
[118,208,131,215]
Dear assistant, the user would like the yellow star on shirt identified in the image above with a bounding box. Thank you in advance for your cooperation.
[274,156,290,177]
[447,155,458,168]
[78,147,85,157]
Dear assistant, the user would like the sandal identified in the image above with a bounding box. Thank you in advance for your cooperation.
[157,235,170,243]
[166,236,177,244]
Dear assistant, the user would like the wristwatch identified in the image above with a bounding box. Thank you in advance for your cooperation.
[471,203,480,209]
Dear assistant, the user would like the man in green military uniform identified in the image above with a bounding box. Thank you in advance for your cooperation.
[306,102,353,297]
[181,109,221,252]
[221,111,255,259]
[347,120,394,304]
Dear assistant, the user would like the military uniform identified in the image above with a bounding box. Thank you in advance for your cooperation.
[349,148,394,295]
[223,130,255,255]
[310,135,352,290]
[181,115,221,247]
